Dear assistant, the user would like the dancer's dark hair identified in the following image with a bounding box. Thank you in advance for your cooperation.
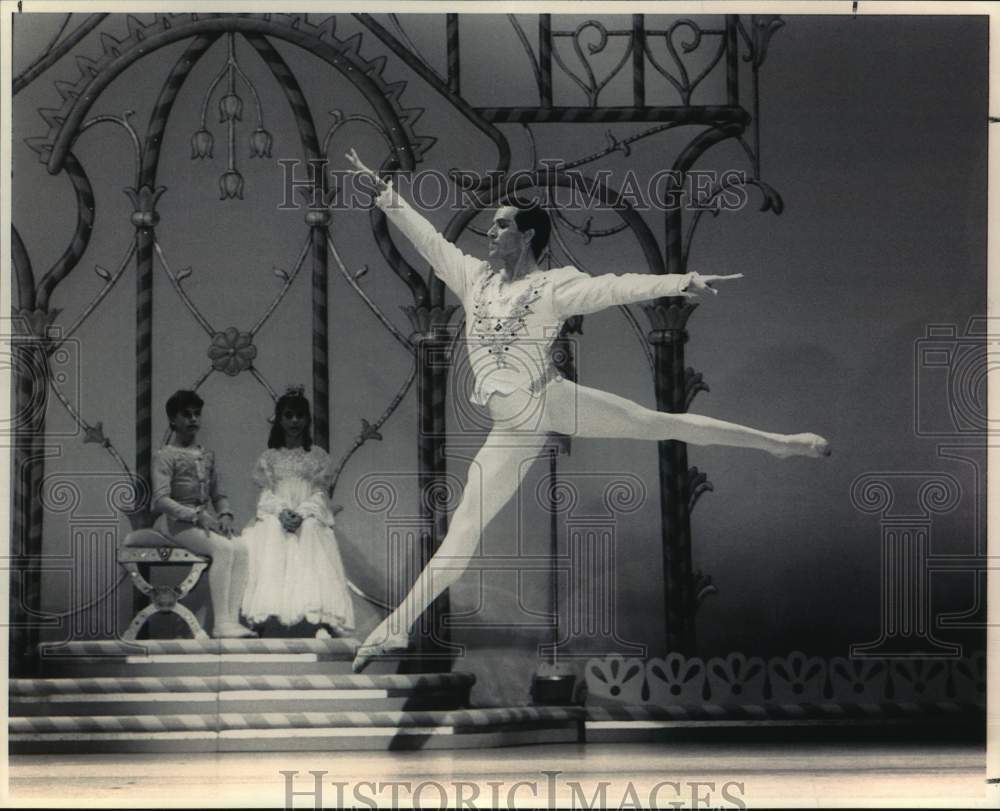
[511,199,551,260]
[268,387,312,450]
[165,390,204,422]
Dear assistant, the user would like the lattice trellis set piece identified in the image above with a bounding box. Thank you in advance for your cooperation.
[13,12,786,674]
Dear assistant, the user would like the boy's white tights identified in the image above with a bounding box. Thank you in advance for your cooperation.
[154,515,250,630]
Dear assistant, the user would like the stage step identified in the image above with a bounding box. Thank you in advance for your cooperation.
[9,706,585,753]
[36,637,400,677]
[13,639,584,752]
[11,673,476,716]
[37,638,359,657]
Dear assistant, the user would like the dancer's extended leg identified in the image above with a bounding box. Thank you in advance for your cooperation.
[540,380,830,457]
[354,392,548,670]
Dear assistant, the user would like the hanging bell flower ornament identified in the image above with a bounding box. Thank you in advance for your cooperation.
[219,170,244,200]
[190,129,214,159]
[249,128,273,158]
[219,93,243,122]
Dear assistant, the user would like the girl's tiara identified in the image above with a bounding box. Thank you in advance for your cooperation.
[283,384,306,397]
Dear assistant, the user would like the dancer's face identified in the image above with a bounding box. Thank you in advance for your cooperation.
[280,407,307,445]
[487,206,531,267]
[171,407,201,444]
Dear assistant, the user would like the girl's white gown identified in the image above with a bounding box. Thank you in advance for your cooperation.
[240,446,354,633]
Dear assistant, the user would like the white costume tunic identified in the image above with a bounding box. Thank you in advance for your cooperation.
[240,446,354,632]
[376,187,695,406]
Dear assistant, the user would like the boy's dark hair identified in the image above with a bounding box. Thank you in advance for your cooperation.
[268,390,313,451]
[511,200,551,261]
[165,390,204,421]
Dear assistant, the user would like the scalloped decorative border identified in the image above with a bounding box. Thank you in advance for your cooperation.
[585,651,986,710]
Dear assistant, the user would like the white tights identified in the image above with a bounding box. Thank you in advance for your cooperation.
[374,379,822,641]
[153,515,250,631]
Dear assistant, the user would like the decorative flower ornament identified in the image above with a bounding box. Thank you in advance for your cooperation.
[123,184,167,227]
[208,327,257,375]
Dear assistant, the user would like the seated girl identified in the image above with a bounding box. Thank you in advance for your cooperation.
[240,387,355,637]
[151,389,256,638]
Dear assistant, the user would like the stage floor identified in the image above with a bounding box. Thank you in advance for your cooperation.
[4,740,990,808]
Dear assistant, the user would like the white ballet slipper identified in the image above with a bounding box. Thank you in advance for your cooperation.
[774,432,831,459]
[352,623,409,673]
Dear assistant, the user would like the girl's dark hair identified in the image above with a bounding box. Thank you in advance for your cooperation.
[268,391,312,450]
[165,389,204,421]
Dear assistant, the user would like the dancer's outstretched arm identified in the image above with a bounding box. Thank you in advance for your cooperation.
[551,266,743,319]
[346,148,481,300]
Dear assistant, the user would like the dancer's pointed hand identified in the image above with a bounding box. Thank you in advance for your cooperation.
[345,148,386,188]
[690,272,743,296]
[344,147,373,176]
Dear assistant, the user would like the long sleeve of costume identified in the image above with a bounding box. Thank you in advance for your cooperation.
[253,453,288,519]
[551,267,695,319]
[151,450,200,523]
[375,183,483,300]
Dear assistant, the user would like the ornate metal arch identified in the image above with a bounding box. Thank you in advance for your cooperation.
[11,12,787,673]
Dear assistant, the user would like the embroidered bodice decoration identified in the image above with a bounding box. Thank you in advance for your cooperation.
[471,272,546,369]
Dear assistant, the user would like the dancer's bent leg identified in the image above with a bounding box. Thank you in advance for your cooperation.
[540,380,829,458]
[355,391,548,669]
[154,516,255,637]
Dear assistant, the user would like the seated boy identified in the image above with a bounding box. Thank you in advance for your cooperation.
[151,389,255,638]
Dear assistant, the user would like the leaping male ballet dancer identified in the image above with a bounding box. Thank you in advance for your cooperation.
[346,148,830,672]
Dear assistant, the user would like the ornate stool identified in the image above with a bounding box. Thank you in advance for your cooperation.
[118,529,211,640]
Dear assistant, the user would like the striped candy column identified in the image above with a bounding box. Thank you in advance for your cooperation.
[10,225,38,674]
[446,14,460,95]
[128,36,221,627]
[245,33,329,449]
[648,309,696,654]
[403,306,457,673]
[311,226,330,450]
[133,35,221,530]
[17,150,94,673]
[538,15,553,107]
[14,379,49,677]
[649,124,745,654]
[640,159,697,654]
[632,15,645,108]
[35,153,95,309]
[26,418,51,674]
[538,14,552,107]
[133,227,154,529]
[725,15,740,106]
